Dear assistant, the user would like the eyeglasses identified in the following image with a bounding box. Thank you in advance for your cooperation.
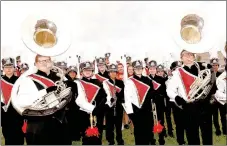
[37,59,51,64]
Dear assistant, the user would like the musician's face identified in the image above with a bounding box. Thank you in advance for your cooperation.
[157,70,164,77]
[127,66,134,76]
[69,71,77,79]
[118,65,124,73]
[3,66,14,76]
[16,60,21,66]
[98,64,106,72]
[35,56,52,73]
[181,51,195,65]
[134,67,143,75]
[82,69,93,78]
[212,64,219,72]
[109,71,117,79]
[149,67,156,75]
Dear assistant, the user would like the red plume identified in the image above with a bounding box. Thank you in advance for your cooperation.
[153,120,164,134]
[85,126,99,137]
[22,121,27,133]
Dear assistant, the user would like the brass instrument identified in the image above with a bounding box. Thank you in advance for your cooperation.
[173,10,217,105]
[11,14,72,116]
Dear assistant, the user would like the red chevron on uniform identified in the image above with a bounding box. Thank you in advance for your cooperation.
[80,80,100,103]
[152,80,161,90]
[28,74,55,88]
[178,68,196,99]
[95,74,108,82]
[130,78,150,105]
[1,78,14,105]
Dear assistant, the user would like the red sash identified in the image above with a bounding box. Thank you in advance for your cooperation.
[130,78,150,106]
[152,80,161,90]
[178,68,196,99]
[1,78,14,105]
[28,74,55,88]
[106,80,121,96]
[80,80,100,103]
[95,74,108,83]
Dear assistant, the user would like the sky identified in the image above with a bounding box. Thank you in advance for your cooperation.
[1,1,226,68]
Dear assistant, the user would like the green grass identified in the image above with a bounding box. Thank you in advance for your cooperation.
[1,124,226,145]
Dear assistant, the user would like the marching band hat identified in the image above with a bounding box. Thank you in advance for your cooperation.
[16,56,21,61]
[105,53,111,58]
[170,61,182,70]
[56,61,67,69]
[210,58,219,65]
[108,64,118,72]
[148,60,157,68]
[132,60,143,68]
[67,65,78,74]
[126,56,132,63]
[20,63,29,71]
[80,61,94,71]
[157,65,164,71]
[96,57,105,65]
[2,57,15,67]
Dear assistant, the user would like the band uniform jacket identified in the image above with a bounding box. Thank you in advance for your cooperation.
[167,63,208,103]
[215,71,226,105]
[1,75,24,139]
[103,78,125,108]
[94,71,109,83]
[149,75,168,106]
[123,75,155,115]
[14,70,74,144]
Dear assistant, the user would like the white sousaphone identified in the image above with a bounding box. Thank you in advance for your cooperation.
[171,3,219,104]
[11,13,73,116]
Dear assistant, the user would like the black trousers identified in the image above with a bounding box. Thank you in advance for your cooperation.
[105,105,124,145]
[212,102,227,133]
[184,103,213,145]
[172,103,186,145]
[80,111,104,145]
[164,99,173,133]
[156,103,166,145]
[1,108,24,145]
[25,118,71,145]
[2,125,24,145]
[129,111,155,145]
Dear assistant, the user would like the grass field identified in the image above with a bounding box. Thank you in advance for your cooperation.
[1,123,226,145]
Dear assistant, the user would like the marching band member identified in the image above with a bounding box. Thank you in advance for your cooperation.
[64,65,81,141]
[117,63,124,80]
[15,56,21,77]
[1,57,24,145]
[214,62,226,135]
[66,65,78,81]
[19,63,29,74]
[103,64,125,145]
[124,60,156,145]
[75,61,107,145]
[127,65,134,78]
[156,64,174,138]
[13,54,76,145]
[168,61,186,145]
[148,61,166,144]
[95,57,109,82]
[210,58,223,136]
[167,50,214,145]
